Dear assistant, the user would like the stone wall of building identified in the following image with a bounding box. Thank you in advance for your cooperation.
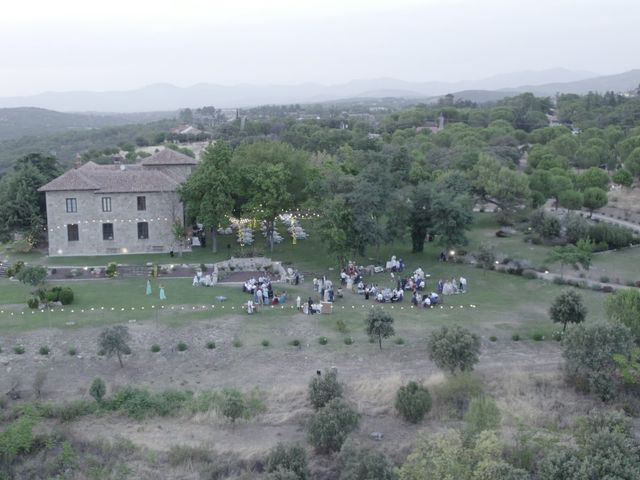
[46,190,183,256]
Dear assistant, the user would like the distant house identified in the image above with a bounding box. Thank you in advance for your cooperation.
[38,149,197,256]
[170,125,204,136]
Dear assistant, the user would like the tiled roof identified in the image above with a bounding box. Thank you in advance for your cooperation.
[141,148,197,166]
[39,162,179,193]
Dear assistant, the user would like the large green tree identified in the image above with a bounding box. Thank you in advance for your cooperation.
[178,141,234,252]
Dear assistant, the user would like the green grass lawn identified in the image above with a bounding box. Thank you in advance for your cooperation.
[588,246,640,284]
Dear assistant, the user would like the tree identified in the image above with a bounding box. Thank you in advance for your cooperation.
[16,265,47,286]
[558,190,583,211]
[365,310,395,350]
[427,326,481,374]
[178,141,234,253]
[98,325,131,368]
[408,184,433,253]
[548,175,574,209]
[476,243,497,274]
[472,154,530,224]
[576,167,610,191]
[395,382,432,423]
[266,444,309,480]
[32,369,47,399]
[612,168,633,187]
[546,244,591,279]
[308,369,343,410]
[338,442,397,480]
[549,290,587,333]
[221,389,245,425]
[431,192,473,252]
[605,289,640,342]
[582,187,608,217]
[563,323,634,400]
[89,378,106,403]
[464,396,501,441]
[171,220,187,257]
[307,399,360,454]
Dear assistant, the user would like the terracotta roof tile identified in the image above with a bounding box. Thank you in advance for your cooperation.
[141,148,197,166]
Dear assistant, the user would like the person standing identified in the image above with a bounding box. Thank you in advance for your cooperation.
[146,279,153,296]
[159,284,166,301]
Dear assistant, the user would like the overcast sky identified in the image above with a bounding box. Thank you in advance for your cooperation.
[2,0,638,96]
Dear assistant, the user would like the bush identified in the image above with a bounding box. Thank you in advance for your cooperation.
[68,347,77,356]
[0,416,37,464]
[522,270,538,280]
[289,339,301,347]
[6,260,25,278]
[344,336,354,345]
[13,345,25,355]
[232,338,242,348]
[16,265,47,286]
[532,333,544,341]
[489,336,497,342]
[427,326,481,374]
[433,373,483,419]
[307,399,359,454]
[308,369,343,410]
[261,339,270,347]
[336,319,348,333]
[27,296,39,309]
[206,341,216,349]
[464,395,501,439]
[318,336,328,345]
[588,223,634,250]
[337,441,396,480]
[105,262,118,278]
[394,337,405,345]
[151,344,161,353]
[600,276,611,283]
[512,334,521,341]
[563,323,634,401]
[177,342,188,352]
[58,287,74,305]
[220,389,245,424]
[266,444,309,480]
[395,381,432,423]
[89,378,106,403]
[38,345,50,355]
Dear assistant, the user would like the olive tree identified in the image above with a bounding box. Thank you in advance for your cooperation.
[427,326,481,374]
[549,290,587,333]
[97,325,131,368]
[365,310,395,350]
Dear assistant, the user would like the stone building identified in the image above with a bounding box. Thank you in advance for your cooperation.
[39,149,197,256]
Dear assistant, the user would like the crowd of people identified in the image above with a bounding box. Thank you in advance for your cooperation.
[242,276,289,313]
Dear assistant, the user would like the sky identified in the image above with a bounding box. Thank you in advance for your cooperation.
[1,0,639,96]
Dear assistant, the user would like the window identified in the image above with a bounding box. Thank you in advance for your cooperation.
[101,197,112,212]
[67,224,79,241]
[65,198,77,213]
[137,222,149,240]
[137,196,146,211]
[102,223,114,240]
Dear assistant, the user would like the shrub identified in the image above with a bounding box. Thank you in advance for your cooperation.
[27,296,39,309]
[151,344,161,353]
[344,337,354,345]
[552,276,566,285]
[68,347,77,356]
[105,262,118,278]
[89,378,106,403]
[512,334,521,341]
[266,444,309,480]
[427,326,481,374]
[289,339,301,347]
[395,381,432,423]
[261,339,270,347]
[336,319,348,333]
[522,270,538,280]
[308,369,343,410]
[433,373,483,419]
[168,445,212,466]
[600,276,611,283]
[0,416,37,464]
[206,341,216,349]
[38,345,50,355]
[232,338,242,348]
[33,369,47,399]
[58,287,74,305]
[307,399,359,454]
[13,345,25,354]
[605,289,640,341]
[220,389,245,424]
[177,342,188,352]
[318,336,328,345]
[464,395,501,439]
[6,260,25,278]
[532,333,544,341]
[16,265,47,286]
[337,441,396,480]
[563,323,634,400]
[394,337,405,345]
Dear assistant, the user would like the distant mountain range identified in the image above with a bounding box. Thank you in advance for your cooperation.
[0,68,638,113]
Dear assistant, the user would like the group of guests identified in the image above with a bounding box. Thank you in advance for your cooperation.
[312,276,343,303]
[437,277,467,295]
[243,276,289,314]
[192,271,215,287]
